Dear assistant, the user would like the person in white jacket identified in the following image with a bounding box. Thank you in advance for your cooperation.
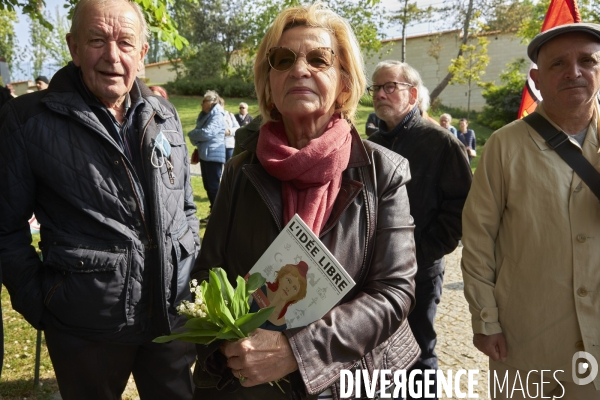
[219,97,240,161]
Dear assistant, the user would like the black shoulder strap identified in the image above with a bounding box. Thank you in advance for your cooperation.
[524,112,600,200]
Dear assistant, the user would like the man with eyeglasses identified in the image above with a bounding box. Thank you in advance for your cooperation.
[368,60,472,400]
[235,102,253,127]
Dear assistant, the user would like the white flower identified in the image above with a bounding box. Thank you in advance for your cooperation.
[176,299,208,318]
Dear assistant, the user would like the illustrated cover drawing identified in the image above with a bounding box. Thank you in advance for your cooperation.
[247,214,356,330]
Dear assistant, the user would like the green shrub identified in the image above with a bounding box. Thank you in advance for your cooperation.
[165,77,257,98]
[477,58,527,130]
[359,94,373,107]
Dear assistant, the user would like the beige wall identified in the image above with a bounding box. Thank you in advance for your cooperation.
[11,80,35,96]
[365,30,527,111]
[144,61,179,85]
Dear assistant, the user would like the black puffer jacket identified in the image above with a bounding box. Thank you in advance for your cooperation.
[0,63,199,341]
[369,111,472,281]
[192,126,420,400]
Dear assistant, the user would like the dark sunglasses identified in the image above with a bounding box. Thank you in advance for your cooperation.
[267,47,336,72]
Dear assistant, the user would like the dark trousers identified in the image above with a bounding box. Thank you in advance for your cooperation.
[45,325,196,400]
[225,148,233,162]
[405,272,444,400]
[199,160,223,210]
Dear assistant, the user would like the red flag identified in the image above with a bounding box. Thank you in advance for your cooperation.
[517,0,581,118]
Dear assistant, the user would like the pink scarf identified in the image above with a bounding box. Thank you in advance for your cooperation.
[256,114,352,236]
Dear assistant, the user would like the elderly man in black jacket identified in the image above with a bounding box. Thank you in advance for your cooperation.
[368,60,472,399]
[0,0,199,398]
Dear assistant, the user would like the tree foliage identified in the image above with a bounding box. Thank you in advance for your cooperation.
[517,0,600,43]
[28,14,50,78]
[448,34,490,119]
[0,0,190,50]
[0,8,17,69]
[46,7,71,69]
[169,0,385,93]
[486,0,533,32]
[429,0,535,104]
[389,0,434,62]
[477,58,526,129]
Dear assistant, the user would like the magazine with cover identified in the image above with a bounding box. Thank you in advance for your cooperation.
[247,214,355,330]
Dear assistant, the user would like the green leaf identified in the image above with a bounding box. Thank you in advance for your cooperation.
[246,272,266,296]
[236,306,275,336]
[153,329,220,343]
[231,276,246,319]
[214,268,235,309]
[210,272,244,337]
[183,318,220,331]
[201,280,222,327]
[175,336,216,344]
[216,326,242,341]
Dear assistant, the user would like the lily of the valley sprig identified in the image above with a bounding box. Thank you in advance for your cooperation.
[154,268,274,344]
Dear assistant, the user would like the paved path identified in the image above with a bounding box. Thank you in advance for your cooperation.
[437,246,490,399]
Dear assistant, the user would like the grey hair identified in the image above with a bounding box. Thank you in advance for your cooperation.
[70,0,149,46]
[440,113,452,121]
[418,84,430,112]
[239,102,248,108]
[203,90,220,106]
[372,60,424,90]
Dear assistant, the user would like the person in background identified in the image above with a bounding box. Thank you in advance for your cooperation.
[0,0,199,397]
[188,90,226,223]
[418,84,439,126]
[192,4,419,399]
[368,60,472,399]
[218,97,240,162]
[462,22,600,398]
[457,118,476,164]
[365,111,380,136]
[0,84,12,109]
[235,102,253,126]
[149,85,168,99]
[5,83,16,97]
[440,113,457,137]
[35,76,49,91]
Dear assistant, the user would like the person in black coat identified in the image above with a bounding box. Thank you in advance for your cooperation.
[368,60,472,400]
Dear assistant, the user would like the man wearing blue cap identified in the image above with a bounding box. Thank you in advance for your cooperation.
[462,22,600,399]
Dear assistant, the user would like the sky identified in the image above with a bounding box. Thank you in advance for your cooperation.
[11,0,445,81]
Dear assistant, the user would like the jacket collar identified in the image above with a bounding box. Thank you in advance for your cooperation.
[527,101,600,191]
[242,123,369,235]
[375,106,420,144]
[40,62,170,120]
[528,101,599,152]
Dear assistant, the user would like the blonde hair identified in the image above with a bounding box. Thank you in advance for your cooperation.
[276,264,308,303]
[254,3,366,124]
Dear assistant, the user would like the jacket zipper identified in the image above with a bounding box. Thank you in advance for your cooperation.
[121,154,153,248]
[138,111,159,322]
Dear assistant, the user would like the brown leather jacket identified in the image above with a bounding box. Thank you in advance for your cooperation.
[192,126,420,400]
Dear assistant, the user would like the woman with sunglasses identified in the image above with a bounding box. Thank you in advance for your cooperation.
[192,4,419,400]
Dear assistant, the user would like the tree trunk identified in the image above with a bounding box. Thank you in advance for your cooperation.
[401,0,409,62]
[430,0,474,104]
[467,77,472,120]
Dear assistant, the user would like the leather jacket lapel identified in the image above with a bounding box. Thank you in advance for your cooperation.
[243,163,284,230]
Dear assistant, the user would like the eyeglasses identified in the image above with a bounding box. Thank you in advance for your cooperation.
[367,82,413,96]
[267,47,336,72]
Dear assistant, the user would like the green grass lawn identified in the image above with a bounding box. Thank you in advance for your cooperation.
[0,95,495,399]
